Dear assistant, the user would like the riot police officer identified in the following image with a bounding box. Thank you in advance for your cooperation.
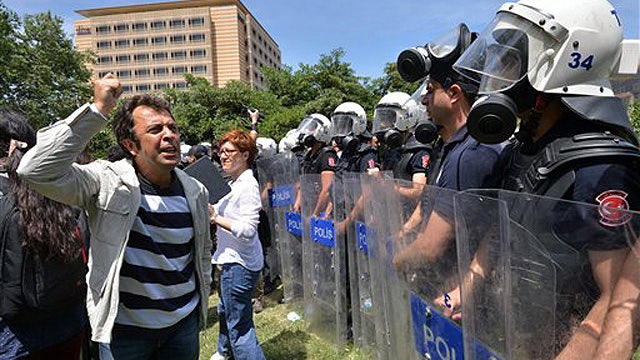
[451,0,640,356]
[293,113,337,217]
[331,102,379,175]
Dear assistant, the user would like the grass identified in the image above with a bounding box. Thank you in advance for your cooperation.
[199,285,371,360]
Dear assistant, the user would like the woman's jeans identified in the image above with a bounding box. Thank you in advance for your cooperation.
[217,263,265,360]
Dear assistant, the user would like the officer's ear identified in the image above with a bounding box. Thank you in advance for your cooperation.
[447,84,463,104]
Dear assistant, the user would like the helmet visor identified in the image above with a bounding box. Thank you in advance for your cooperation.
[297,117,320,135]
[453,12,557,94]
[331,114,354,137]
[373,107,403,133]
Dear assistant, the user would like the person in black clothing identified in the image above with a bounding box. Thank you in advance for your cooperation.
[293,113,337,217]
[0,107,88,359]
[451,0,640,357]
[330,102,379,175]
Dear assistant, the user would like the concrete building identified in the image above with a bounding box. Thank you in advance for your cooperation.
[74,0,280,94]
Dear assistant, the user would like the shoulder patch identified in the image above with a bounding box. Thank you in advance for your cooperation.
[596,190,631,227]
[327,156,336,167]
[367,159,376,169]
[422,155,430,169]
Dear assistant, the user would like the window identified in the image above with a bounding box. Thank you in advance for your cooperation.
[115,55,130,63]
[152,52,168,61]
[151,21,165,29]
[155,83,169,90]
[122,85,133,93]
[136,84,151,92]
[151,36,166,45]
[191,65,206,74]
[97,41,111,49]
[170,35,186,44]
[154,67,169,76]
[189,33,205,42]
[190,49,206,58]
[172,66,187,74]
[133,22,147,31]
[116,70,131,78]
[134,53,149,62]
[96,25,110,34]
[189,17,204,27]
[114,24,129,32]
[133,38,148,46]
[174,82,187,89]
[169,19,185,28]
[97,56,112,64]
[98,71,111,78]
[171,51,187,60]
[115,39,130,48]
[135,69,150,78]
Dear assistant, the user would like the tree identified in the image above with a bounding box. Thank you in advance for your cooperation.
[368,62,421,98]
[630,101,640,139]
[0,5,93,131]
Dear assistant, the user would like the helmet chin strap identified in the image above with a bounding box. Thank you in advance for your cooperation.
[515,93,550,143]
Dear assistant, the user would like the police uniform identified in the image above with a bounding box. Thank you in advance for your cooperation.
[335,143,379,175]
[431,125,503,221]
[383,135,431,181]
[301,146,338,175]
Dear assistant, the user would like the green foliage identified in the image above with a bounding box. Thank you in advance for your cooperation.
[0,5,93,131]
[630,101,640,139]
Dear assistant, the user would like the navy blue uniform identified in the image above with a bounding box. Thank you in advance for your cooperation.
[502,116,640,252]
[431,126,503,221]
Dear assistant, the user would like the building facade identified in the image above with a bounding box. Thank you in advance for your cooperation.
[74,0,280,94]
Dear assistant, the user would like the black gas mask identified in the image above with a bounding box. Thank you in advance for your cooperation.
[375,129,403,149]
[299,133,317,148]
[414,118,439,144]
[334,135,359,155]
[397,23,474,84]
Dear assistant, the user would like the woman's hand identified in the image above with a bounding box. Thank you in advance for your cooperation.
[208,204,218,224]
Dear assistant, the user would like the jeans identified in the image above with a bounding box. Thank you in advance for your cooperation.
[98,309,199,360]
[217,263,265,360]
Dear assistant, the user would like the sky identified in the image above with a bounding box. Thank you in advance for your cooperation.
[3,0,639,79]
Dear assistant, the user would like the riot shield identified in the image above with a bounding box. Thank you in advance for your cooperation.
[342,172,376,354]
[454,189,640,359]
[256,153,303,305]
[363,175,456,360]
[299,173,348,349]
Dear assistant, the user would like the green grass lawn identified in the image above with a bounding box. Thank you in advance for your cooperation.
[199,286,370,360]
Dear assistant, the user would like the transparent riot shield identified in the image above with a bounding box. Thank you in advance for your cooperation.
[454,189,640,359]
[341,172,376,355]
[300,173,348,349]
[361,175,421,359]
[256,153,303,305]
[390,181,470,360]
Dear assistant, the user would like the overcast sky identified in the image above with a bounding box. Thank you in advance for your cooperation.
[3,0,639,79]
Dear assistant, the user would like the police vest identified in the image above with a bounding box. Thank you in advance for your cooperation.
[301,146,336,175]
[393,140,432,181]
[503,132,640,306]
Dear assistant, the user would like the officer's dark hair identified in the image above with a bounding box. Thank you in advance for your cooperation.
[188,144,209,159]
[112,94,174,158]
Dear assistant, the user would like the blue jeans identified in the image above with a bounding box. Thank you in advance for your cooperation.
[217,263,265,360]
[98,309,199,360]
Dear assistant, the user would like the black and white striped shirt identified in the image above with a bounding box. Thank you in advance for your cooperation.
[115,172,198,329]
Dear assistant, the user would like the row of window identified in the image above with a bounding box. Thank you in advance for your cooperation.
[118,82,188,93]
[95,18,205,34]
[97,49,207,64]
[96,34,205,49]
[98,65,207,79]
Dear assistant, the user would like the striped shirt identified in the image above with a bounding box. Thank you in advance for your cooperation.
[115,172,199,329]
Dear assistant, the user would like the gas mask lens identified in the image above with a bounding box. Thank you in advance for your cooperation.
[373,107,399,133]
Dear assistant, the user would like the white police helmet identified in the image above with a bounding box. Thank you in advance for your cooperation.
[256,137,277,158]
[331,102,367,137]
[296,113,332,145]
[373,91,420,133]
[454,0,639,97]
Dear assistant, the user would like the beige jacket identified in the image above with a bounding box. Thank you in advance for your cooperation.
[17,104,212,343]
